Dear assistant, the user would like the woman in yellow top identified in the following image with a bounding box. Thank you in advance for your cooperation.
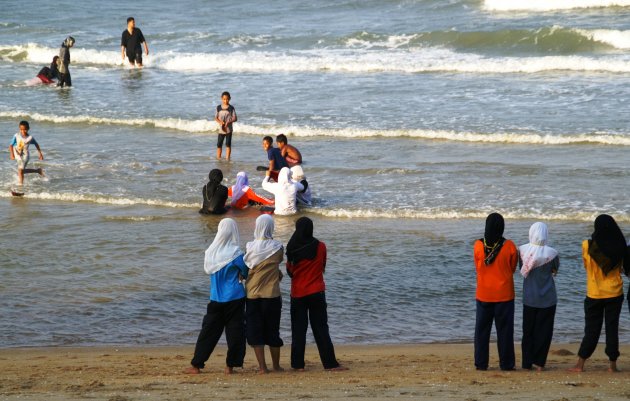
[570,214,627,373]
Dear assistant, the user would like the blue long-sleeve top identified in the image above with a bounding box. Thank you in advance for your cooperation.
[209,254,249,303]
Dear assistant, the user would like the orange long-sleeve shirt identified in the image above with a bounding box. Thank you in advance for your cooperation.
[474,239,518,302]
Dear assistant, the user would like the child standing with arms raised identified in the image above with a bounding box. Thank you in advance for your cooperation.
[214,91,237,161]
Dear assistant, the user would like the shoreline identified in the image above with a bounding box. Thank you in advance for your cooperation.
[2,343,629,401]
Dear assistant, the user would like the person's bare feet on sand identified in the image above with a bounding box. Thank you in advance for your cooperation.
[293,368,305,372]
[273,365,285,372]
[225,367,234,375]
[258,367,270,375]
[184,366,201,374]
[534,364,544,372]
[326,365,349,371]
[608,361,619,373]
[569,357,585,373]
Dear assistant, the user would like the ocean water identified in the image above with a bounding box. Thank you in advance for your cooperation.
[0,0,629,347]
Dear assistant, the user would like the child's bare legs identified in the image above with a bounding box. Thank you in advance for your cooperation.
[270,346,283,371]
[569,357,586,372]
[216,147,222,160]
[253,346,269,374]
[17,168,24,185]
[225,146,231,161]
[18,168,45,185]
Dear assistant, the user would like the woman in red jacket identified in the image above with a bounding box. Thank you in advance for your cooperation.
[286,217,346,371]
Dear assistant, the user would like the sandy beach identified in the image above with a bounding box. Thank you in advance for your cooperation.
[1,343,629,401]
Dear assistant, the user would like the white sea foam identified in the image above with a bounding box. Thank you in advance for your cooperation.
[483,0,630,11]
[1,110,629,146]
[0,191,197,209]
[2,43,629,74]
[575,28,630,49]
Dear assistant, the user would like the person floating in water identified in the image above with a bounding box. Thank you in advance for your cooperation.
[228,172,274,209]
[57,36,74,87]
[276,134,302,167]
[34,56,59,84]
[121,17,149,68]
[200,169,228,215]
[8,121,44,186]
[214,91,237,161]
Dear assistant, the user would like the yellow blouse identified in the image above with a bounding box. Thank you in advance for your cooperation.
[582,240,623,299]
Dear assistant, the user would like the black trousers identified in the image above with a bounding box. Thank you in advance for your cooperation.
[190,298,246,369]
[521,304,556,369]
[474,299,515,370]
[577,295,623,361]
[246,297,284,347]
[57,71,71,87]
[290,292,340,369]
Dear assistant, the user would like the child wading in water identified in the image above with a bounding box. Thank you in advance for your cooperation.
[214,91,237,161]
[8,121,44,186]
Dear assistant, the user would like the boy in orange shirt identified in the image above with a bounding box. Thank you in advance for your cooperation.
[473,213,518,371]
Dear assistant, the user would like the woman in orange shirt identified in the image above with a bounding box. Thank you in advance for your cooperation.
[473,213,518,371]
[570,214,627,373]
[228,171,274,209]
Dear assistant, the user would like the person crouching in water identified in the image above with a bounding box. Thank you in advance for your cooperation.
[244,215,285,374]
[290,165,311,206]
[35,56,60,84]
[570,214,626,373]
[185,218,248,375]
[57,36,74,87]
[228,171,274,209]
[200,169,228,215]
[473,213,518,371]
[286,217,345,371]
[519,222,559,371]
[262,167,303,216]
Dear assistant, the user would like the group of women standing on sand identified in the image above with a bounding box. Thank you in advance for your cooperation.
[474,213,630,372]
[185,214,345,374]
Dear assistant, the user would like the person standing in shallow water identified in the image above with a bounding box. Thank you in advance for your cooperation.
[121,17,149,68]
[519,222,559,371]
[286,217,346,371]
[57,36,74,87]
[185,218,248,375]
[473,212,518,371]
[570,214,626,373]
[244,215,285,374]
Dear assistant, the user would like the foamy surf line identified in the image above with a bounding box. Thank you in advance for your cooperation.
[2,111,629,146]
[0,191,197,209]
[2,44,630,74]
[483,0,630,11]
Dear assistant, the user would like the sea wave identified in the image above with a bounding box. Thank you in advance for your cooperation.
[1,110,629,146]
[1,43,629,74]
[1,190,627,223]
[343,27,630,51]
[483,0,630,11]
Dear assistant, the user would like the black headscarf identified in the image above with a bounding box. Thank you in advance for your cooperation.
[204,169,223,200]
[481,212,506,265]
[588,214,627,276]
[286,217,320,264]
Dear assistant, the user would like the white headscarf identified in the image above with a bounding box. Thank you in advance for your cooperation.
[244,214,283,269]
[204,218,244,275]
[519,222,558,278]
[290,165,305,181]
[231,171,249,205]
[277,167,292,186]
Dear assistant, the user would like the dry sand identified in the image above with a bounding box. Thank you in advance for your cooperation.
[1,343,629,401]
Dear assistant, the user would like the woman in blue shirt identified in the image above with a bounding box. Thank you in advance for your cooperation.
[185,218,249,374]
[519,222,559,371]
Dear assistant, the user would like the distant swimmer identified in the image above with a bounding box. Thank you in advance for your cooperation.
[276,134,302,167]
[200,169,229,215]
[57,36,74,87]
[290,165,311,206]
[8,121,44,187]
[121,17,149,68]
[214,91,237,161]
[262,136,288,182]
[228,172,274,209]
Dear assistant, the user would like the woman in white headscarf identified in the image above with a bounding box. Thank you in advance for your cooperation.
[290,165,312,206]
[185,218,248,375]
[228,171,274,209]
[244,214,285,373]
[261,167,304,215]
[519,222,559,371]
